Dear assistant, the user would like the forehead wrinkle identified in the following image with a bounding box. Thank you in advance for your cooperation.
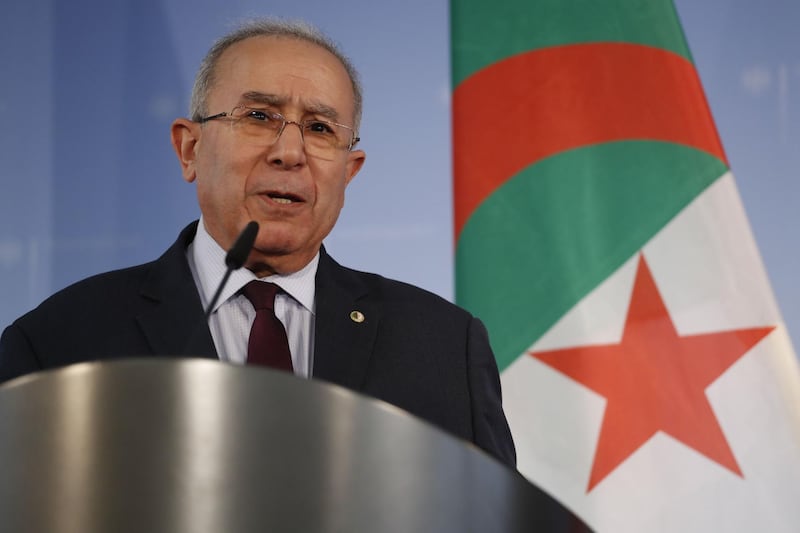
[240,90,342,122]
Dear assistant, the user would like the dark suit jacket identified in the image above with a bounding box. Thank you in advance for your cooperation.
[0,222,515,466]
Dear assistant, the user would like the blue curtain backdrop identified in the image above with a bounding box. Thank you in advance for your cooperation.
[1,0,798,351]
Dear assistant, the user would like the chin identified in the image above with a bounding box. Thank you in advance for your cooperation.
[253,232,308,258]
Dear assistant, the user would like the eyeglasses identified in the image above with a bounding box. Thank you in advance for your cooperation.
[197,105,360,157]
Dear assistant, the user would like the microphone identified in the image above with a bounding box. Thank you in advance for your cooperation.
[204,221,259,320]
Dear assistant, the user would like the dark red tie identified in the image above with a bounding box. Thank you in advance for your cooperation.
[242,281,294,372]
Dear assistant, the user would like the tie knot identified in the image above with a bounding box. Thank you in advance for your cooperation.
[242,281,280,311]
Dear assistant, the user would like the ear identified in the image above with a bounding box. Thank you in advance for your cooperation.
[171,118,201,183]
[344,149,366,186]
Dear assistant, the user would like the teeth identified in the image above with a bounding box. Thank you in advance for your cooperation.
[272,197,292,204]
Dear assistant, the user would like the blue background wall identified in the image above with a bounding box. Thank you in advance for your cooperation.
[1,0,798,351]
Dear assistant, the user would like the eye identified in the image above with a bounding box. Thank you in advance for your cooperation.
[245,108,270,121]
[305,120,336,135]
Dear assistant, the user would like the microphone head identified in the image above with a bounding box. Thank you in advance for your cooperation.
[225,221,259,270]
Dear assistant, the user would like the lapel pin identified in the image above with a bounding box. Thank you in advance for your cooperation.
[349,310,365,323]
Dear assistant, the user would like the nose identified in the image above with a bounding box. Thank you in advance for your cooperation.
[267,120,307,168]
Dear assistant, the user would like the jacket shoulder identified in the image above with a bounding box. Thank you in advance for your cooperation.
[320,250,473,321]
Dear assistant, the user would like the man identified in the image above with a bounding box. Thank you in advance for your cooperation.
[0,19,514,466]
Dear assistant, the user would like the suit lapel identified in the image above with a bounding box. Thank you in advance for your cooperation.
[135,222,217,359]
[131,230,377,371]
[312,248,379,390]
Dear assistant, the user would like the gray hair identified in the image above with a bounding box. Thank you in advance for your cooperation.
[189,18,363,131]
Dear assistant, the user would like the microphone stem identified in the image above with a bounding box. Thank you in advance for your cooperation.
[204,267,234,321]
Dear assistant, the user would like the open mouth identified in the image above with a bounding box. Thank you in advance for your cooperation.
[267,192,303,205]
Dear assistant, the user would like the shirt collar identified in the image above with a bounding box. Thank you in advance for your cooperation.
[191,217,318,314]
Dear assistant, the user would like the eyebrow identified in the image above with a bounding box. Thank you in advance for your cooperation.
[240,91,342,122]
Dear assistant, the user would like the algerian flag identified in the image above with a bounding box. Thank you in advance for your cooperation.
[451,1,800,531]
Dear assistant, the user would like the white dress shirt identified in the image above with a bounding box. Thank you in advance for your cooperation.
[186,218,317,377]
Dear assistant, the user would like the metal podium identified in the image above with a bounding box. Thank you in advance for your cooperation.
[0,359,586,532]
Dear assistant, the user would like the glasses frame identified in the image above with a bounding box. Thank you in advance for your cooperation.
[197,104,361,152]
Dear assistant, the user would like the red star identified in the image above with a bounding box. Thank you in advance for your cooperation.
[531,254,774,492]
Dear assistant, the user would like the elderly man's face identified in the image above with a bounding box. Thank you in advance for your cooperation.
[172,36,365,276]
